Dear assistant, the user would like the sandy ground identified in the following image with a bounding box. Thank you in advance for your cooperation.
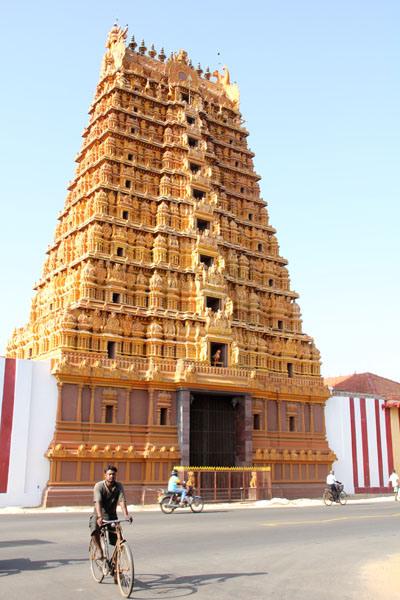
[359,554,400,600]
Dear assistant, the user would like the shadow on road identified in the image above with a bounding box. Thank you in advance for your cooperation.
[161,510,231,515]
[133,571,268,598]
[0,539,54,548]
[0,557,87,577]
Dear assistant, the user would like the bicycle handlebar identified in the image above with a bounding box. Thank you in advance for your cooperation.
[100,518,132,527]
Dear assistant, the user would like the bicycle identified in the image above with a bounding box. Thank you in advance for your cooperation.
[89,519,134,598]
[394,486,400,501]
[323,483,348,506]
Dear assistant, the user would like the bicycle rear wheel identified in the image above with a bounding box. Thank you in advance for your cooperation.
[89,538,104,583]
[339,491,348,505]
[323,490,333,506]
[117,542,134,598]
[160,496,175,514]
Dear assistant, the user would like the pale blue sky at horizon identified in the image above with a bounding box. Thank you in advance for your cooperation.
[0,1,399,380]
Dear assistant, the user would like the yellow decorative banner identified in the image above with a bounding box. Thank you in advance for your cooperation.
[174,465,271,472]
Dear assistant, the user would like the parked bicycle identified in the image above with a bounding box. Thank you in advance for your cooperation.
[159,485,204,514]
[323,483,348,506]
[89,518,134,597]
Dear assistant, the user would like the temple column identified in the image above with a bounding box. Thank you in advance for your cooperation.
[89,385,95,423]
[76,384,83,421]
[147,389,155,426]
[277,399,282,431]
[242,394,253,465]
[176,388,190,465]
[264,399,268,432]
[125,389,130,425]
[56,382,63,422]
[321,403,326,435]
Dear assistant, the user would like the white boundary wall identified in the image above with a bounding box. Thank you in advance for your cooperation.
[0,358,57,507]
[325,394,355,493]
[326,393,391,494]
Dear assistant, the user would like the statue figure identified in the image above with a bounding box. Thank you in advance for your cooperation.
[231,341,239,365]
[225,297,233,317]
[148,321,163,338]
[150,270,163,290]
[132,320,145,336]
[101,24,128,76]
[212,65,231,86]
[199,337,208,362]
[249,472,257,489]
[121,315,132,337]
[81,260,96,282]
[78,310,91,327]
[164,319,175,337]
[92,310,103,332]
[105,312,121,334]
[176,49,189,64]
[212,348,223,367]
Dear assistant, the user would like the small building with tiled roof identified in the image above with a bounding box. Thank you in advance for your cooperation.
[324,372,400,494]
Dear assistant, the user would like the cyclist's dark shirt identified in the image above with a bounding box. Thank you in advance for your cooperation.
[93,480,125,518]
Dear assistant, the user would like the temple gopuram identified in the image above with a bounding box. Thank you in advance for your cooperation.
[7,25,335,504]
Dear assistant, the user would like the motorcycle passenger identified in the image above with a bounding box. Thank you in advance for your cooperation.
[185,470,195,495]
[168,469,187,506]
[326,470,341,501]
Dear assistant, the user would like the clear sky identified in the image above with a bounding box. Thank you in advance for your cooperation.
[1,1,399,380]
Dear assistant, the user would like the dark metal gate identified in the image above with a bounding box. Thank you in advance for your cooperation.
[190,394,236,467]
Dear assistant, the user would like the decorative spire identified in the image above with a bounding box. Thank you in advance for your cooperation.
[149,44,157,59]
[139,39,147,55]
[129,35,137,51]
[188,59,193,68]
[196,63,203,77]
[158,47,166,62]
[205,67,211,80]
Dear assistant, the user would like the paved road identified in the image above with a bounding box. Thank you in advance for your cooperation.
[1,501,400,600]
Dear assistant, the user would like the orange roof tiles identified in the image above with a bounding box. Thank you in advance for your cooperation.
[324,372,400,400]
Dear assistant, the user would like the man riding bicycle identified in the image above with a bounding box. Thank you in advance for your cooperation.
[89,464,132,560]
[167,468,187,506]
[326,469,341,502]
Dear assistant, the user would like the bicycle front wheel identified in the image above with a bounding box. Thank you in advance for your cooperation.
[339,491,348,505]
[117,542,134,598]
[190,496,204,513]
[89,538,104,583]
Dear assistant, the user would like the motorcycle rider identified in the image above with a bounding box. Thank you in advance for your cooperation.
[167,468,187,506]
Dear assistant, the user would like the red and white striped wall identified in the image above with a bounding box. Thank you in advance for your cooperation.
[325,394,393,494]
[0,358,57,507]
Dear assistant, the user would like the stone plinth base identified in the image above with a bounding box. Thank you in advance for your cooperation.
[271,483,324,499]
[43,485,162,507]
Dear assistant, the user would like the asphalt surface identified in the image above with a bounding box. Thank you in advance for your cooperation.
[1,501,400,600]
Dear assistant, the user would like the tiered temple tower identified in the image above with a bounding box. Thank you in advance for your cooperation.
[7,26,334,504]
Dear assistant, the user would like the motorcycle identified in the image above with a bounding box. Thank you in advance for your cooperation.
[159,485,204,514]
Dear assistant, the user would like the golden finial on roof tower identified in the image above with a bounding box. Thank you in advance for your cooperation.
[139,39,147,55]
[129,35,137,51]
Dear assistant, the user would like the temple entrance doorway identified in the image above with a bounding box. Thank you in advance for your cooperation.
[189,393,238,467]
